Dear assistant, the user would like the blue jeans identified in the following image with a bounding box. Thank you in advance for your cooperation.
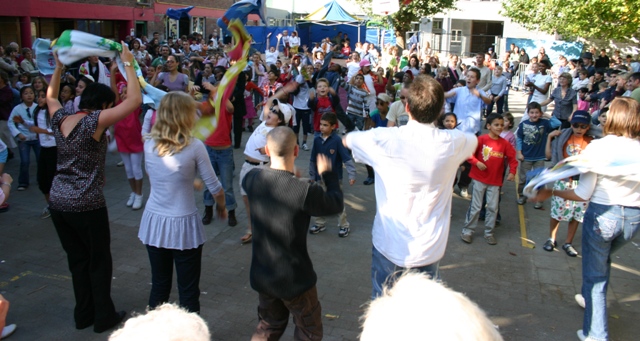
[581,202,640,341]
[18,139,41,187]
[371,245,440,299]
[347,113,364,131]
[203,146,237,210]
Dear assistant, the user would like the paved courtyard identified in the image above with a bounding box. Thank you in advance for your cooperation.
[0,92,638,340]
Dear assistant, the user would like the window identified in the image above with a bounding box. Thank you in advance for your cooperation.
[191,17,205,35]
[433,20,443,30]
[451,30,462,42]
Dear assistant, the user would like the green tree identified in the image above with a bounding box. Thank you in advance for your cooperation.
[353,0,456,49]
[501,0,640,42]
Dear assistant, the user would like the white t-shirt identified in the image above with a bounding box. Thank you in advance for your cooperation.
[363,73,377,111]
[574,135,640,206]
[243,121,273,162]
[346,62,360,81]
[346,121,477,267]
[265,50,278,66]
[386,100,408,127]
[289,36,300,48]
[530,73,552,112]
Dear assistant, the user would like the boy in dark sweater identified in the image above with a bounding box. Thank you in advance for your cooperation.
[309,113,356,237]
[516,101,561,207]
[242,126,343,340]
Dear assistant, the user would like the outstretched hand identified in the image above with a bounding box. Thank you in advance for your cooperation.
[317,154,332,174]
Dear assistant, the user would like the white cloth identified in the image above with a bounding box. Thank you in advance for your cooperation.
[573,136,640,206]
[265,50,278,66]
[346,61,360,81]
[35,110,56,147]
[386,100,408,127]
[530,73,552,111]
[243,121,273,162]
[346,121,477,267]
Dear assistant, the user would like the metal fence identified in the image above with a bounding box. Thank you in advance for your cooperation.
[511,63,557,95]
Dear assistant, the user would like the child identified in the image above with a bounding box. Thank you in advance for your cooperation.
[25,89,56,218]
[308,78,340,137]
[341,73,370,130]
[438,112,458,130]
[59,83,75,114]
[341,41,351,59]
[243,73,262,132]
[8,86,39,191]
[239,98,293,244]
[500,112,516,148]
[577,87,589,111]
[362,93,392,185]
[15,73,31,89]
[542,111,593,256]
[111,80,145,210]
[487,65,507,115]
[264,32,280,66]
[291,64,315,150]
[309,113,356,237]
[73,75,94,113]
[460,114,518,245]
[141,84,169,135]
[516,101,561,206]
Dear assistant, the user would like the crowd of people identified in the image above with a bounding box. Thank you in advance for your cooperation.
[1,29,639,341]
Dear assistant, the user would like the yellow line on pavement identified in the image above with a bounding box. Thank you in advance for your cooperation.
[516,170,536,249]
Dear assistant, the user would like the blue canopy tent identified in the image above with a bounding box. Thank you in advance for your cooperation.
[296,0,365,49]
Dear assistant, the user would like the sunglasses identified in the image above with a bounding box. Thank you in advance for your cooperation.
[571,123,589,129]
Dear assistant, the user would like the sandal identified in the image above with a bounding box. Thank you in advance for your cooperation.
[241,232,252,244]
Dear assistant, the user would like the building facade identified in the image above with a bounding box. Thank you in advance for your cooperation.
[1,0,263,48]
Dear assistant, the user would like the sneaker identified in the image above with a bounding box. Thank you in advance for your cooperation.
[363,177,374,185]
[576,329,587,341]
[40,207,51,219]
[484,235,497,245]
[301,143,309,151]
[460,233,473,244]
[460,188,470,199]
[0,203,10,213]
[575,294,586,309]
[309,225,326,234]
[339,227,350,238]
[116,161,124,167]
[1,323,16,339]
[543,239,557,252]
[562,243,579,257]
[17,186,26,191]
[126,192,136,207]
[517,196,527,205]
[534,201,544,209]
[132,194,144,210]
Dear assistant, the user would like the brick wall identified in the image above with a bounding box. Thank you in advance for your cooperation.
[50,0,235,9]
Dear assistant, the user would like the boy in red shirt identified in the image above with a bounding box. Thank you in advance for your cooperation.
[460,114,518,245]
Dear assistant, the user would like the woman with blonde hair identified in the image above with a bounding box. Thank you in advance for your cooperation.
[138,91,226,314]
[533,97,640,341]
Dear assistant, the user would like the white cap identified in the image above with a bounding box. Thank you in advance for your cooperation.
[272,98,294,123]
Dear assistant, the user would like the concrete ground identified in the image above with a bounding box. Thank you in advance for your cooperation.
[0,91,638,340]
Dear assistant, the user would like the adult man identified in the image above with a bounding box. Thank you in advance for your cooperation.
[243,127,343,340]
[581,52,596,77]
[201,78,239,227]
[79,56,110,86]
[151,45,171,67]
[386,83,410,127]
[474,53,492,92]
[595,49,610,69]
[346,75,477,298]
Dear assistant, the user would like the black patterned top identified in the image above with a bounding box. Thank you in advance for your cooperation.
[49,108,108,212]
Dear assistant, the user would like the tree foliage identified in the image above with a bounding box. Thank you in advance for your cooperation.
[501,0,640,42]
[352,0,456,48]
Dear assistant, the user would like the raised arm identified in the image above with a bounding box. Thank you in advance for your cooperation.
[46,51,64,116]
[96,43,142,130]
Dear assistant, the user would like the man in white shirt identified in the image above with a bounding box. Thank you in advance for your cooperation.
[345,75,477,298]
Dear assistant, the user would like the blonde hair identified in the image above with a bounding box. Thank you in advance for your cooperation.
[150,92,197,156]
[361,272,503,341]
[605,97,640,139]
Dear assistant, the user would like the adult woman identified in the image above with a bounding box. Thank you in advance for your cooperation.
[519,48,530,65]
[31,76,48,94]
[19,48,38,76]
[533,97,640,341]
[289,31,300,55]
[139,92,226,313]
[402,55,420,76]
[130,39,150,66]
[540,72,577,128]
[46,43,141,333]
[154,55,188,92]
